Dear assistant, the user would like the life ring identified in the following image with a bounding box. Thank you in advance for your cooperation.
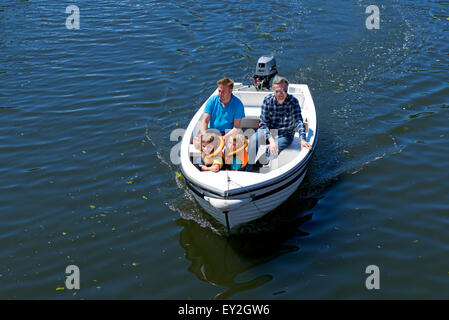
[226,139,248,156]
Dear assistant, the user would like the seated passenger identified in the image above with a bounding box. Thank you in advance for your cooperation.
[197,130,224,172]
[200,77,245,139]
[247,75,312,167]
[225,131,248,171]
[193,77,246,150]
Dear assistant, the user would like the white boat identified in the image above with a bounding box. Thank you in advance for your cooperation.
[179,59,318,233]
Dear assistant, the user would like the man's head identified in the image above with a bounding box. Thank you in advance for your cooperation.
[217,77,234,105]
[272,75,289,104]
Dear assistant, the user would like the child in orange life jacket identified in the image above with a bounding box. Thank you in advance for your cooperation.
[225,132,248,171]
[198,130,224,172]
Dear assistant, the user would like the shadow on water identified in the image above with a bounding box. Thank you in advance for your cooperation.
[176,196,319,299]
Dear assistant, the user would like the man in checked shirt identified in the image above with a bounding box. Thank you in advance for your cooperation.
[248,75,312,166]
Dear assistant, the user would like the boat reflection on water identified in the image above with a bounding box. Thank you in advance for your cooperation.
[176,196,319,299]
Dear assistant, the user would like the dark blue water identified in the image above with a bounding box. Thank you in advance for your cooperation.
[1,0,448,299]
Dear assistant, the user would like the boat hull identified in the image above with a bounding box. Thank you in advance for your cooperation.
[185,166,308,232]
[194,172,305,232]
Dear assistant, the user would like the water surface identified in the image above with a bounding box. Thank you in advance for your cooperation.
[1,0,448,299]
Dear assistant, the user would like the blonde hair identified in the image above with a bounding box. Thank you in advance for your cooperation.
[226,132,246,150]
[217,77,234,90]
[201,130,221,149]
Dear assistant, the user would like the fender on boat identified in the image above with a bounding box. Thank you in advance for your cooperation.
[204,196,251,211]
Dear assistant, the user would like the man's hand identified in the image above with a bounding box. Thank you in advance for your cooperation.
[268,140,279,155]
[301,139,312,150]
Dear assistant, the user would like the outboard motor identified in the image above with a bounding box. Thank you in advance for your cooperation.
[253,55,277,90]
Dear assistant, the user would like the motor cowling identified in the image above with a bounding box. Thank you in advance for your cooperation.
[253,55,277,90]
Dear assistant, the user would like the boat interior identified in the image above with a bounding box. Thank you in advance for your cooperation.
[187,84,314,174]
[188,114,310,175]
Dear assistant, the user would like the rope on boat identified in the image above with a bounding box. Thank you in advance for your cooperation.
[226,174,264,214]
[226,170,230,200]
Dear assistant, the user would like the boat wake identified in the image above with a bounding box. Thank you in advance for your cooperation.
[145,126,173,169]
[291,132,405,207]
[145,125,226,235]
[348,135,404,175]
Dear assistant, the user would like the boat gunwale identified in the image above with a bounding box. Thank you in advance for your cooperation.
[180,144,315,199]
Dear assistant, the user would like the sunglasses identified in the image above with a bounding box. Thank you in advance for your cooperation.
[275,90,287,94]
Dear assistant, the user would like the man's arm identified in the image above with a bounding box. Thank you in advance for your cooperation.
[293,99,312,150]
[291,99,306,140]
[194,113,211,150]
[223,118,242,140]
[224,97,245,139]
[259,95,279,154]
[259,96,272,140]
[200,113,211,134]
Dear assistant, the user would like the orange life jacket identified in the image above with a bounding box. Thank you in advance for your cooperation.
[202,152,225,167]
[201,136,225,167]
[225,140,248,170]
